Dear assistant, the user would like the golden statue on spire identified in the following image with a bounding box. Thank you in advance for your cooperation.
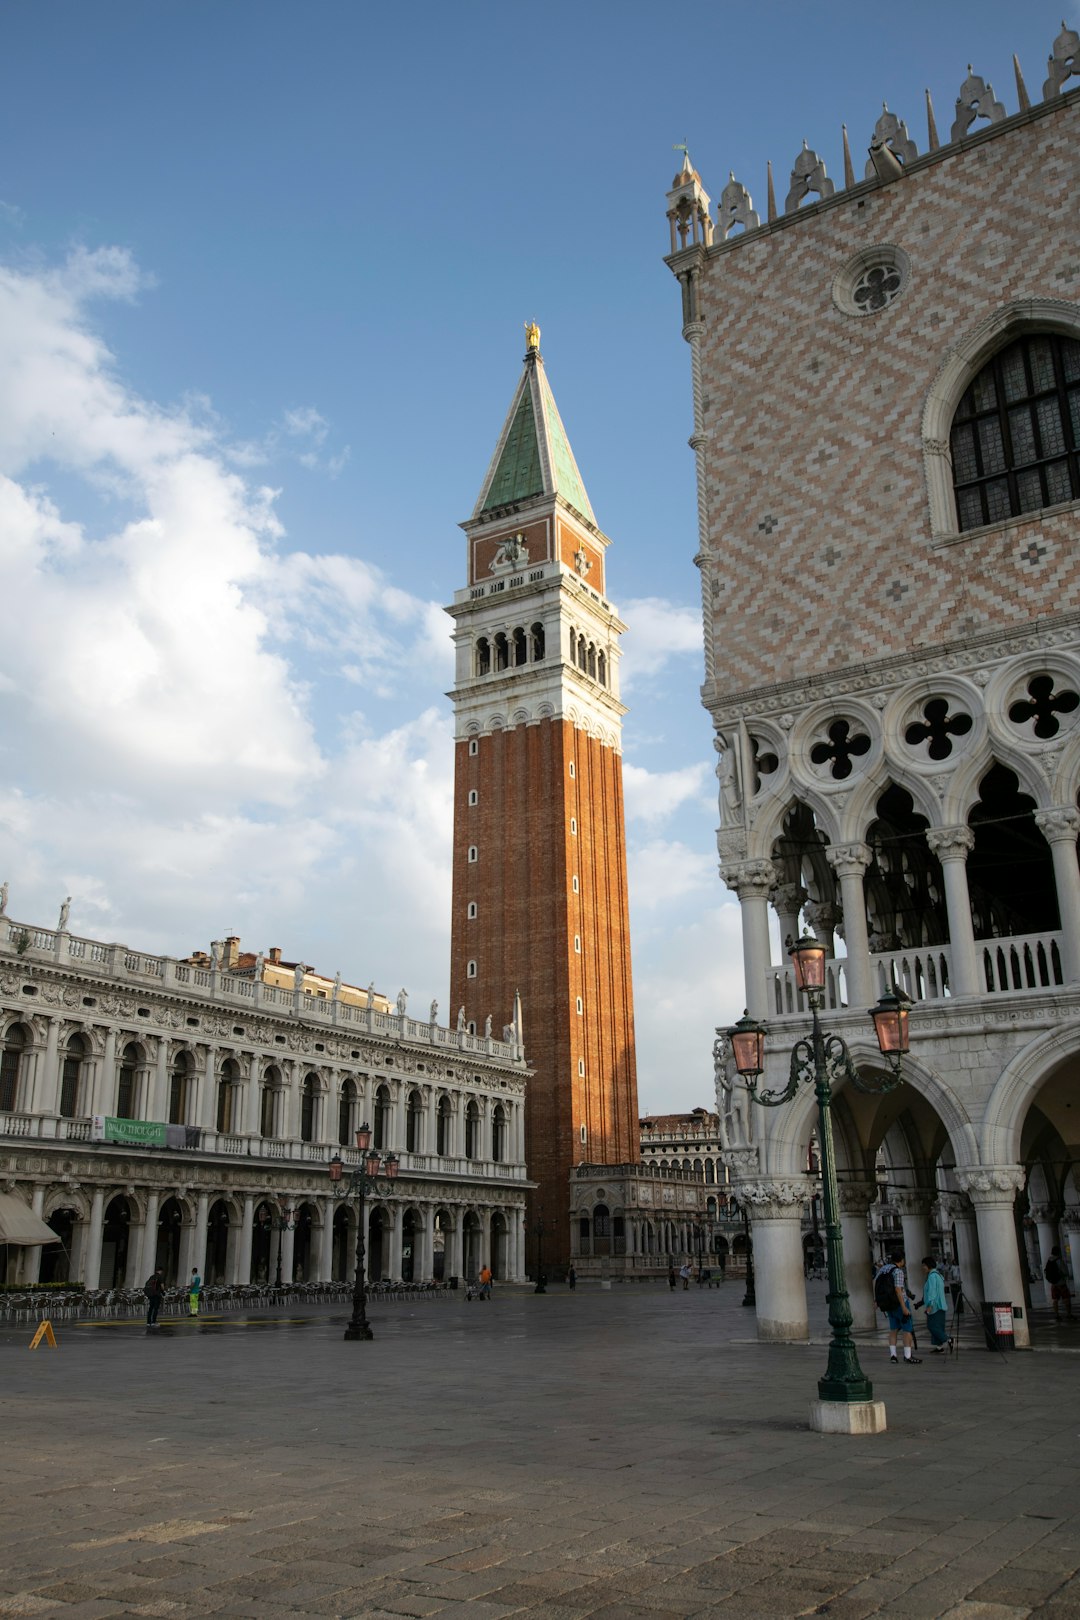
[524,320,541,353]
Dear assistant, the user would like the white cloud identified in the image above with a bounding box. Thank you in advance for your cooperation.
[619,595,702,685]
[623,761,710,827]
[0,245,455,1005]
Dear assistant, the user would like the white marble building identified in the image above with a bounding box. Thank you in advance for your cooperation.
[668,29,1080,1346]
[0,910,530,1288]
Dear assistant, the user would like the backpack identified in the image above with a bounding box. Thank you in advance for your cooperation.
[1044,1256,1062,1284]
[873,1265,898,1313]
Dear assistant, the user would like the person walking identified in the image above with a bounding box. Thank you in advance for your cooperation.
[679,1262,691,1291]
[567,1264,577,1291]
[874,1250,921,1364]
[1044,1246,1074,1321]
[144,1268,165,1329]
[478,1263,493,1301]
[917,1255,950,1353]
[188,1268,202,1318]
[667,1264,677,1291]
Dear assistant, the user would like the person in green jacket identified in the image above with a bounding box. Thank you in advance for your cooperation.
[188,1268,201,1318]
[918,1256,950,1353]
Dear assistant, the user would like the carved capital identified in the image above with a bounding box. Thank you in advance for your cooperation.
[890,1187,934,1218]
[826,841,872,879]
[803,900,841,934]
[770,882,807,914]
[721,858,777,900]
[936,1191,971,1220]
[733,1176,813,1218]
[719,1147,760,1180]
[837,1181,879,1217]
[1028,1203,1062,1224]
[925,824,975,862]
[1034,806,1080,844]
[956,1164,1026,1205]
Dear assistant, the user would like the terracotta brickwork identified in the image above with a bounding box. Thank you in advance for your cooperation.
[690,98,1080,704]
[449,718,638,1258]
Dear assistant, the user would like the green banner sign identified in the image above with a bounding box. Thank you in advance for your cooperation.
[99,1117,167,1147]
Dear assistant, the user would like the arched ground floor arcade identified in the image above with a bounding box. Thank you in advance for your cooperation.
[723,1004,1080,1349]
[0,1145,529,1289]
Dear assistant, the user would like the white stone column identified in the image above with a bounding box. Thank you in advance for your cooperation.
[193,1192,209,1280]
[318,1198,336,1281]
[388,1203,404,1278]
[35,1017,61,1114]
[722,859,777,1020]
[1031,1205,1061,1305]
[82,1187,106,1288]
[200,1046,218,1132]
[446,1214,463,1282]
[391,1082,406,1151]
[1034,808,1080,983]
[25,1187,46,1284]
[280,1220,296,1284]
[414,1205,433,1281]
[738,1178,811,1341]
[838,1182,878,1333]
[94,1029,117,1117]
[958,1166,1031,1349]
[237,1194,255,1284]
[926,826,980,996]
[894,1189,933,1269]
[225,1207,242,1283]
[770,881,807,957]
[950,1195,985,1307]
[137,1189,161,1281]
[151,1040,169,1123]
[827,843,874,1010]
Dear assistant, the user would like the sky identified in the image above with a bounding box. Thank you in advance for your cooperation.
[0,1,1072,1114]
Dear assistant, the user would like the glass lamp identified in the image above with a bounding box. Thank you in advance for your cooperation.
[789,936,827,994]
[727,1011,767,1080]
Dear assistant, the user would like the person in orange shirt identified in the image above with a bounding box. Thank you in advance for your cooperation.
[479,1264,493,1300]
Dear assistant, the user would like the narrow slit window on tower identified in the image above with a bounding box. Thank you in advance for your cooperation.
[576,997,583,1015]
[569,760,575,778]
[469,738,479,756]
[572,875,579,893]
[467,960,477,978]
[570,818,577,835]
[577,1059,585,1077]
[468,845,478,862]
[467,901,477,919]
[574,935,581,954]
[468,789,478,806]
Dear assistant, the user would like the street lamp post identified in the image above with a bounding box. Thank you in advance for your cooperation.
[737,1196,756,1308]
[270,1206,296,1288]
[727,937,910,1412]
[329,1124,399,1342]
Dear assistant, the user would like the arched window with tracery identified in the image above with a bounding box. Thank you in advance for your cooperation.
[406,1088,423,1153]
[260,1065,280,1138]
[59,1033,87,1119]
[476,637,490,676]
[300,1072,319,1142]
[216,1057,240,1134]
[117,1041,140,1120]
[436,1094,452,1156]
[373,1083,392,1149]
[597,650,606,686]
[951,333,1080,531]
[513,627,527,666]
[168,1050,193,1126]
[494,632,509,671]
[0,1023,27,1112]
[491,1102,507,1162]
[338,1078,356,1146]
[464,1098,480,1159]
[530,622,545,660]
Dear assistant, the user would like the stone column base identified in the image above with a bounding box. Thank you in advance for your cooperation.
[808,1399,887,1435]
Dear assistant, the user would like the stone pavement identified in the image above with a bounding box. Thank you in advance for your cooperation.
[2,1283,1079,1620]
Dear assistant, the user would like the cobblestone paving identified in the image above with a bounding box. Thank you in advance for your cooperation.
[2,1284,1079,1618]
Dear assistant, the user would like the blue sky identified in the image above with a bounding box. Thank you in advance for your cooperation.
[0,1,1070,1112]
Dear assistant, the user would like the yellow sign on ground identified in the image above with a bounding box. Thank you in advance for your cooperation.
[29,1319,58,1350]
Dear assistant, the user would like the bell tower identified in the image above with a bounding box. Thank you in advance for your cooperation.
[447,326,640,1268]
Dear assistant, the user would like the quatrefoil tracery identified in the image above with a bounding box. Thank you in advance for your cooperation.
[904,697,973,761]
[1008,674,1080,740]
[810,718,871,780]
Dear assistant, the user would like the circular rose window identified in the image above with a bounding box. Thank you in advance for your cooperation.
[833,245,911,318]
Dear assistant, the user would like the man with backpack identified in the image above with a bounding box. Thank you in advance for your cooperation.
[874,1250,921,1364]
[144,1268,165,1329]
[1044,1245,1074,1322]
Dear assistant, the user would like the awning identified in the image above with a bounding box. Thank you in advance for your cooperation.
[0,1192,61,1246]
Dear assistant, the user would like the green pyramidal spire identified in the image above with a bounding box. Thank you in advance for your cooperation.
[472,329,596,526]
